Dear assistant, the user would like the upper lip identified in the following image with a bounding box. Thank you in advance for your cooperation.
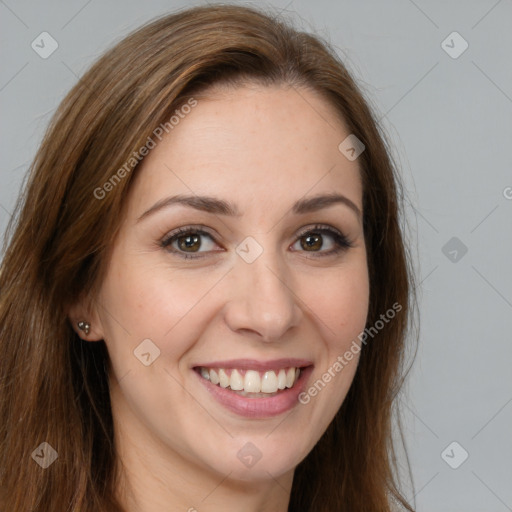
[193,358,313,371]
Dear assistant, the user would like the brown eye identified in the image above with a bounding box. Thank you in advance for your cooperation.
[300,233,323,251]
[292,225,352,257]
[177,234,201,252]
[161,227,219,259]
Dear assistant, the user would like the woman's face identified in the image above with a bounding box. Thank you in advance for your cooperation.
[89,84,369,486]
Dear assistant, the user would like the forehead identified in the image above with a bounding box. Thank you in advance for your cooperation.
[128,84,363,218]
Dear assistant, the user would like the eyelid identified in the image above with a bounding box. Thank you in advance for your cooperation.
[161,225,219,245]
[295,223,346,240]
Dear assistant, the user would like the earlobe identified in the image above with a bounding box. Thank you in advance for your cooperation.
[69,317,104,341]
[68,297,104,342]
[77,320,91,335]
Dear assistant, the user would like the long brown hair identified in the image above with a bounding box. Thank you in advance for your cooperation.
[0,5,416,511]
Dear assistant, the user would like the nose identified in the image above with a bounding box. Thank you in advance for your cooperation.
[223,248,303,342]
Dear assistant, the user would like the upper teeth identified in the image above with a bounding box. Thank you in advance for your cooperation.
[199,367,301,394]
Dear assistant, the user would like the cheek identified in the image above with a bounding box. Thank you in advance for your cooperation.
[293,264,368,435]
[300,261,369,343]
[99,260,227,363]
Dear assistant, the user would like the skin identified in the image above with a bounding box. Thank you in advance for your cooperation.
[70,83,369,512]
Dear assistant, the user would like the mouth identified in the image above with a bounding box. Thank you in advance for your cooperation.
[195,366,302,397]
[193,359,313,418]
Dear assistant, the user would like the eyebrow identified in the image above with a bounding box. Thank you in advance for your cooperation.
[136,192,361,223]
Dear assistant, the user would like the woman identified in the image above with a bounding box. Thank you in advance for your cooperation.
[0,4,416,511]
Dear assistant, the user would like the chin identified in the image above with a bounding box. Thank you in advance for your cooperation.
[200,437,307,484]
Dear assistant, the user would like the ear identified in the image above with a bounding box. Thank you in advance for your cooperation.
[67,293,105,342]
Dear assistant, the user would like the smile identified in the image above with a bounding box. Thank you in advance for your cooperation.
[193,359,313,418]
[197,367,301,396]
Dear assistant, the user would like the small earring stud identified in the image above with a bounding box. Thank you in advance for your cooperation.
[77,321,91,335]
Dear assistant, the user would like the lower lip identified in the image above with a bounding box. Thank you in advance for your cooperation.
[195,367,313,418]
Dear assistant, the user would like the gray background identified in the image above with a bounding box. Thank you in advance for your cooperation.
[1,1,511,510]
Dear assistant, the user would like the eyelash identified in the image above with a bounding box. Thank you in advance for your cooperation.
[160,224,353,260]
